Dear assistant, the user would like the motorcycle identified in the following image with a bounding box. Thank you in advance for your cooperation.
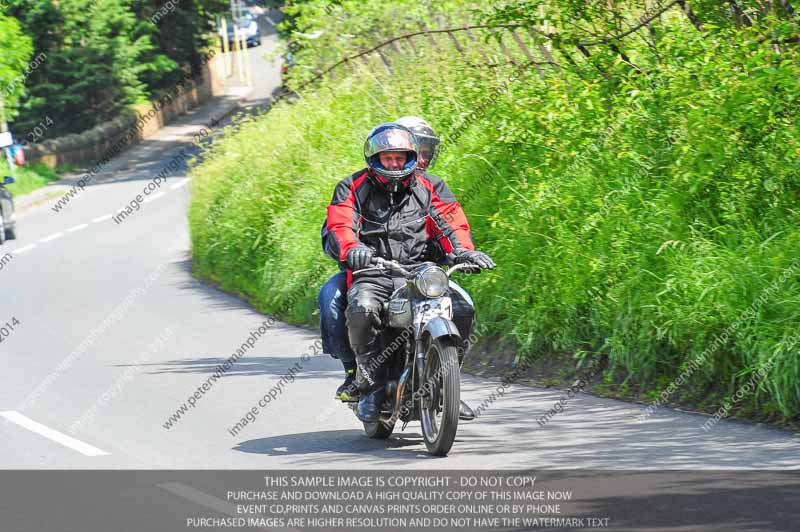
[349,256,484,456]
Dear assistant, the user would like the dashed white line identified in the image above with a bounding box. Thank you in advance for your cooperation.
[0,411,108,457]
[67,223,89,233]
[40,232,64,243]
[12,244,37,254]
[143,191,165,203]
[92,214,113,223]
[169,177,190,190]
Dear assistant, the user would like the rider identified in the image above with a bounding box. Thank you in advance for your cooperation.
[319,117,479,420]
[325,122,495,423]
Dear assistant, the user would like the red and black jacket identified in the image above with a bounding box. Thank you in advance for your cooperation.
[326,169,475,271]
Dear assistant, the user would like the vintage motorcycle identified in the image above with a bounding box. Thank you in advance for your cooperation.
[349,256,484,456]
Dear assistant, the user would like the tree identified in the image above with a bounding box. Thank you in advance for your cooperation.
[0,11,34,123]
[4,0,227,138]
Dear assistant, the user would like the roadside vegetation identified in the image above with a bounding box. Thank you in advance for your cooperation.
[189,0,800,423]
[0,159,60,196]
[1,1,227,196]
[1,0,228,139]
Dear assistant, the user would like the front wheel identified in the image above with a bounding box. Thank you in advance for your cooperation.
[420,337,460,456]
[0,215,6,245]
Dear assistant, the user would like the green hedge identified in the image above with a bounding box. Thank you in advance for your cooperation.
[190,2,800,419]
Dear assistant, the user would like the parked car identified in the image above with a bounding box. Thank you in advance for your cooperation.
[219,13,261,48]
[0,176,17,244]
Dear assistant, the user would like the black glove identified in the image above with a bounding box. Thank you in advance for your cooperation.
[454,250,496,269]
[422,239,447,264]
[346,245,374,271]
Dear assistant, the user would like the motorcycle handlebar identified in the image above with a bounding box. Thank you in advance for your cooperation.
[368,257,415,276]
[361,256,483,277]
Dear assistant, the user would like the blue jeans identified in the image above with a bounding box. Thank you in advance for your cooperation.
[318,271,356,368]
[318,271,475,369]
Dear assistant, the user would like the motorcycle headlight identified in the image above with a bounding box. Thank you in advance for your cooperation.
[415,266,448,298]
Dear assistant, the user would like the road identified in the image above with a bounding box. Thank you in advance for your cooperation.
[1,5,799,473]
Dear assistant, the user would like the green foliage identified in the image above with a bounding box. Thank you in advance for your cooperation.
[0,158,60,196]
[3,0,227,137]
[279,0,476,88]
[0,12,34,117]
[190,1,800,418]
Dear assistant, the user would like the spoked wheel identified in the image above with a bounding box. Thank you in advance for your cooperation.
[420,338,460,456]
[363,420,395,439]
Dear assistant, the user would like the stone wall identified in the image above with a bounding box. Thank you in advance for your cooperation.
[26,53,225,169]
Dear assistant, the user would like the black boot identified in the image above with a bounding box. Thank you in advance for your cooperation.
[459,400,475,421]
[357,386,385,423]
[336,366,359,402]
[355,353,386,423]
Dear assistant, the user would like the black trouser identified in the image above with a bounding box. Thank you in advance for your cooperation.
[345,273,475,390]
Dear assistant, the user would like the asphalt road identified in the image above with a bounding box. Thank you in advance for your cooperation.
[1,6,799,473]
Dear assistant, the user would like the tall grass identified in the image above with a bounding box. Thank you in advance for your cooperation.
[190,8,800,418]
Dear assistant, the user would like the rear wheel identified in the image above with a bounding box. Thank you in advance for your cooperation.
[420,337,460,456]
[363,420,394,439]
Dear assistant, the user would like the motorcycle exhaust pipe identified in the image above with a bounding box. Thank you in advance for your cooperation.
[392,367,411,421]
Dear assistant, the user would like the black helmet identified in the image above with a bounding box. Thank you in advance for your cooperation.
[395,116,440,170]
[364,122,419,192]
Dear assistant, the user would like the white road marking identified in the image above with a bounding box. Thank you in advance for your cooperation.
[12,244,37,254]
[92,214,113,223]
[40,232,64,243]
[67,223,89,233]
[0,411,108,457]
[169,177,190,190]
[143,191,165,203]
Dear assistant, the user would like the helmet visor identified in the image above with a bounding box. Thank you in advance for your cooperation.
[416,134,440,169]
[364,127,417,159]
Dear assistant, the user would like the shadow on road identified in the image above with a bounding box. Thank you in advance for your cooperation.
[454,380,800,469]
[139,355,334,378]
[170,258,262,312]
[232,429,441,460]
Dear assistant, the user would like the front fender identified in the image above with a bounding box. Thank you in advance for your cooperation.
[421,316,461,343]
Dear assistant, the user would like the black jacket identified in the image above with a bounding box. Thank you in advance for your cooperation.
[325,169,475,266]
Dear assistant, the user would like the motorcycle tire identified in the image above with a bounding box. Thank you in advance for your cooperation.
[420,337,460,456]
[363,420,394,439]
